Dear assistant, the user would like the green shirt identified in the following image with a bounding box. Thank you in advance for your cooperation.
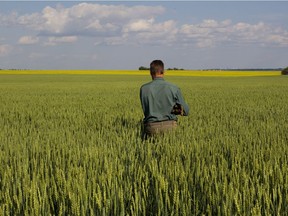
[140,77,189,123]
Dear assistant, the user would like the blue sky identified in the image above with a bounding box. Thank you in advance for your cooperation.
[0,1,287,70]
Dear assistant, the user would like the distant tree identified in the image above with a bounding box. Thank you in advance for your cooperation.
[139,66,149,70]
[281,67,288,75]
[167,67,185,71]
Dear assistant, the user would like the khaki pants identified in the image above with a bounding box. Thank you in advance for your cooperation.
[142,120,177,140]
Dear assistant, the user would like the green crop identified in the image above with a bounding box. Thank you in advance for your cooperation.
[0,74,287,215]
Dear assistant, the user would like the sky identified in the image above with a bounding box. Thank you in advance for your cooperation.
[0,1,288,70]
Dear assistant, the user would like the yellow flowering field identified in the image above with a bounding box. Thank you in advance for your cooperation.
[0,69,281,76]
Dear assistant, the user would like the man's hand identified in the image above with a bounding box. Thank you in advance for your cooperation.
[171,103,184,116]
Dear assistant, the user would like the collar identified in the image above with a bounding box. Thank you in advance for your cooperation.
[153,77,164,81]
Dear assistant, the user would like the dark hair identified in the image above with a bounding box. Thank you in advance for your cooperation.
[150,60,164,75]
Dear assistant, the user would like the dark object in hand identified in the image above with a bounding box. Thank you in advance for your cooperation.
[171,103,184,116]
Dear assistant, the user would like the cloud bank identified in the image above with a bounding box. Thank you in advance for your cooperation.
[0,2,287,49]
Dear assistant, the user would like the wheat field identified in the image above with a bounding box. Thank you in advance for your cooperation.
[0,73,287,215]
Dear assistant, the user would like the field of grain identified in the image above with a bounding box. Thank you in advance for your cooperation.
[0,69,281,76]
[0,73,287,215]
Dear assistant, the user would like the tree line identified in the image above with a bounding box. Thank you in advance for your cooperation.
[139,66,184,71]
[139,66,288,75]
[282,67,288,75]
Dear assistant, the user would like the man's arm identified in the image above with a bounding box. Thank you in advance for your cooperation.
[176,88,189,116]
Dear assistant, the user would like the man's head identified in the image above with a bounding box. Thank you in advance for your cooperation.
[150,60,164,78]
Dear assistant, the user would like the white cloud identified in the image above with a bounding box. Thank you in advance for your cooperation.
[18,36,39,44]
[10,3,165,37]
[199,19,219,28]
[123,19,178,45]
[179,19,288,48]
[196,39,215,48]
[266,34,288,46]
[41,6,70,34]
[44,36,78,46]
[104,36,126,46]
[0,44,12,56]
[0,12,18,26]
[123,18,155,32]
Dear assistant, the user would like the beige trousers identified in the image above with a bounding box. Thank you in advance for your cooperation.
[142,120,177,139]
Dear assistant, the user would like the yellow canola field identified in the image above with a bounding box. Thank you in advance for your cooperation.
[0,69,281,76]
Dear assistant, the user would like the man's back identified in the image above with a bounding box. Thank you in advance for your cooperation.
[140,77,189,123]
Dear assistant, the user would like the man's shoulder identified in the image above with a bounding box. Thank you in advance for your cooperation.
[166,80,178,87]
[140,79,179,90]
[140,81,153,89]
[164,80,180,90]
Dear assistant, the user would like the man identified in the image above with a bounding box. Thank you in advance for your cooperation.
[140,60,189,139]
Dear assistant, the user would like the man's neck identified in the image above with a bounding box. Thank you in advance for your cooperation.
[152,74,164,80]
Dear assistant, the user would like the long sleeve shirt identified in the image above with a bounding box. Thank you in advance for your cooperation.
[140,77,189,123]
